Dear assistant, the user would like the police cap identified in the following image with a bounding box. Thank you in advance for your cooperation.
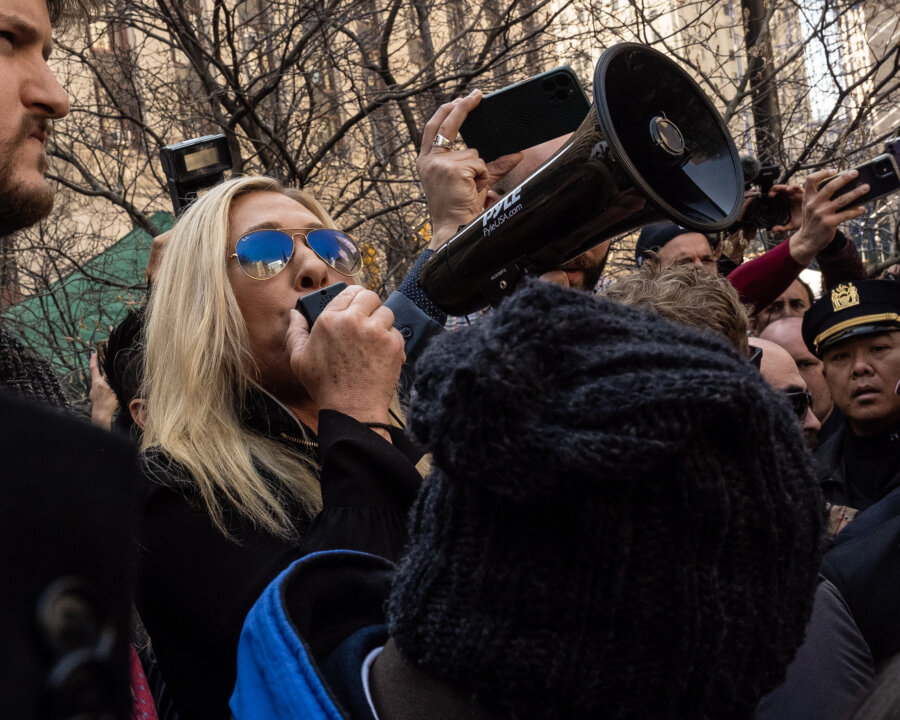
[801,279,900,357]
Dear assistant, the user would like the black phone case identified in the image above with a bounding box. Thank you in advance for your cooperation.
[296,282,347,327]
[460,67,589,163]
[823,154,900,205]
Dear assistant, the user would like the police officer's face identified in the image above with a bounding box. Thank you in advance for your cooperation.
[822,331,900,436]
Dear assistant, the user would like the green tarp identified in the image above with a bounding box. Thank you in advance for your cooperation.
[2,210,174,391]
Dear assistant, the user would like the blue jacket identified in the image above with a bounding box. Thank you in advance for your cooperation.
[231,551,394,720]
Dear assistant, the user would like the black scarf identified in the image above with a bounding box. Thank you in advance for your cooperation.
[0,325,68,408]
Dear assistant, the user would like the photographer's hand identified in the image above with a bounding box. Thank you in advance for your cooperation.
[145,230,170,285]
[767,183,804,233]
[788,169,868,267]
[418,90,523,249]
[286,286,404,442]
[538,270,571,287]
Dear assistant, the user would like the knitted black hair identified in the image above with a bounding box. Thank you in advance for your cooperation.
[0,326,68,408]
[102,309,145,432]
[388,280,822,720]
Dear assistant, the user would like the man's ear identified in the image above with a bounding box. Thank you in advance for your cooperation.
[129,398,147,430]
[748,315,761,335]
[484,190,502,210]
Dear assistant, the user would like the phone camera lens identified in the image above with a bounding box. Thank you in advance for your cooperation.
[555,75,570,87]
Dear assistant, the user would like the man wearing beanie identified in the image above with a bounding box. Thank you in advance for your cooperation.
[636,214,864,328]
[231,281,823,720]
[634,222,720,272]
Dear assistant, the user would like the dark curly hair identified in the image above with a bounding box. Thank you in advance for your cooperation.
[45,0,103,29]
[102,309,145,433]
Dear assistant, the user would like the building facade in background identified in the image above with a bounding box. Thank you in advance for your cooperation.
[2,0,898,404]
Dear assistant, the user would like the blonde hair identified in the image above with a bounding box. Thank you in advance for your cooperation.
[142,176,338,538]
[604,263,751,356]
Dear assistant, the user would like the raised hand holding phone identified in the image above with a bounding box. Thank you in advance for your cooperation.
[459,67,589,163]
[417,91,524,248]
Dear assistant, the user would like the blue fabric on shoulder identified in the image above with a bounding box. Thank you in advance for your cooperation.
[230,550,393,720]
[231,556,344,720]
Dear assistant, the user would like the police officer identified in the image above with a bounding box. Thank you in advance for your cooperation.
[802,278,900,666]
[803,280,900,530]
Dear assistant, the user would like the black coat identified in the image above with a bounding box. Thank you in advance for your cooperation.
[0,389,136,719]
[754,577,873,720]
[815,422,900,511]
[135,389,423,720]
[815,420,900,666]
[821,486,900,666]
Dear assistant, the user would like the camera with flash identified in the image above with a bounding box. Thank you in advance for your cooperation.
[737,157,791,232]
[159,134,233,215]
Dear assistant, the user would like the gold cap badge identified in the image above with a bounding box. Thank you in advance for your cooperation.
[831,283,860,312]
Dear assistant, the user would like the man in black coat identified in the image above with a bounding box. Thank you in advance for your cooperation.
[0,1,136,717]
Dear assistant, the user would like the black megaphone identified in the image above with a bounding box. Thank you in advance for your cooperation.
[418,43,745,315]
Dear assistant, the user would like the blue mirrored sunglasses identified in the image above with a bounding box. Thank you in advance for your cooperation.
[231,228,361,279]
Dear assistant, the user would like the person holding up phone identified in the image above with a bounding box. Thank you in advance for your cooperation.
[89,345,118,429]
[731,168,871,329]
[418,81,874,315]
[418,90,612,294]
[417,89,525,250]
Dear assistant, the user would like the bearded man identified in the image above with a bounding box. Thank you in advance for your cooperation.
[0,0,80,405]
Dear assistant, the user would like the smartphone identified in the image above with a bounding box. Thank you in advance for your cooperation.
[820,153,900,205]
[460,66,589,163]
[295,282,347,327]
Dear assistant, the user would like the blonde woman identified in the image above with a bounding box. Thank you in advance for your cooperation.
[135,176,442,720]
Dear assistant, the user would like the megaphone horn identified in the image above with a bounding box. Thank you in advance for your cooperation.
[419,42,745,316]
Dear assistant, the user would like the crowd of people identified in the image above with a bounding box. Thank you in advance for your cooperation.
[3,0,900,719]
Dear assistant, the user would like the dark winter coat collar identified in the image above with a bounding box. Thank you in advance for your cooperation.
[242,384,423,464]
[231,550,496,720]
[815,422,848,501]
[816,419,900,509]
[242,384,318,452]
